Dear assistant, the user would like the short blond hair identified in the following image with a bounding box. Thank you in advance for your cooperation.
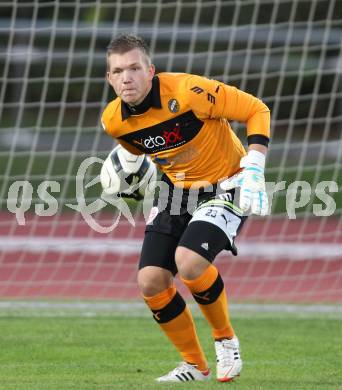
[106,34,151,68]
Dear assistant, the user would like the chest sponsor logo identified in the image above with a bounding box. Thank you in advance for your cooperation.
[118,110,203,153]
[134,123,182,150]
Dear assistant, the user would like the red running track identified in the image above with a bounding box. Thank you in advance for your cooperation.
[0,213,341,302]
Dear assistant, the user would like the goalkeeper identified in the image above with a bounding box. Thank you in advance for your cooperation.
[101,34,270,383]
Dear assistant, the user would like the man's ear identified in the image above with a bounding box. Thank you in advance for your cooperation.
[149,64,155,79]
[106,71,113,87]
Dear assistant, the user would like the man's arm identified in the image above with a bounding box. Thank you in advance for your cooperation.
[213,81,270,216]
[249,144,268,155]
[183,74,271,215]
[215,82,270,216]
[183,74,270,145]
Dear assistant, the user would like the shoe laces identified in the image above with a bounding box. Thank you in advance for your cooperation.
[216,339,238,366]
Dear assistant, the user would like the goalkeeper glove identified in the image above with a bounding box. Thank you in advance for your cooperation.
[220,150,269,216]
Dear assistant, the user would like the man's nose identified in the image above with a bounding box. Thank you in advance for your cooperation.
[122,70,131,83]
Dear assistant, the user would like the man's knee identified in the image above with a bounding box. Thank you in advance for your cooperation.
[137,266,173,297]
[175,246,210,280]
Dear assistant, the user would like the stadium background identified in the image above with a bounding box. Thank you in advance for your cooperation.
[0,0,341,304]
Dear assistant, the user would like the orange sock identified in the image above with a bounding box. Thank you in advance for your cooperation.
[181,265,235,340]
[144,286,208,371]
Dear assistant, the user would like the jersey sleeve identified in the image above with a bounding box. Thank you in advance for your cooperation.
[183,74,271,145]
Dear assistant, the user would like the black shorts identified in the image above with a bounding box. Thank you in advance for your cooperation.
[139,177,247,275]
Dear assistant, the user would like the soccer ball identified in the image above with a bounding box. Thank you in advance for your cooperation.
[100,144,157,199]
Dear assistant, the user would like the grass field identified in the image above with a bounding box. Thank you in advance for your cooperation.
[0,308,341,389]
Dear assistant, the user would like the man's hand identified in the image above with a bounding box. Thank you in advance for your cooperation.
[220,150,269,216]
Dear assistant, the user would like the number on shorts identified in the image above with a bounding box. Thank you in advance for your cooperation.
[205,209,217,218]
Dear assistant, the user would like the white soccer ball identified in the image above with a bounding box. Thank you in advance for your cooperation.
[100,144,157,199]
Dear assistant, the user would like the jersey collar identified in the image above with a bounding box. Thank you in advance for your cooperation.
[121,76,162,121]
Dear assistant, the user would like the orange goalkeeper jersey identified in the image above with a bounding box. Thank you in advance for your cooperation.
[101,72,270,189]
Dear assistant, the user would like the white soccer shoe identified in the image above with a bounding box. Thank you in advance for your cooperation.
[155,362,211,383]
[215,336,242,382]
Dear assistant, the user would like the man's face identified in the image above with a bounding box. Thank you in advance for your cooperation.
[107,48,155,106]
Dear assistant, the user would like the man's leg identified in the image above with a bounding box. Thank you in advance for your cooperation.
[138,231,210,382]
[138,266,208,371]
[176,218,243,381]
[175,248,235,341]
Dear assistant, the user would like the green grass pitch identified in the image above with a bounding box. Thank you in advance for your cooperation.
[0,312,341,389]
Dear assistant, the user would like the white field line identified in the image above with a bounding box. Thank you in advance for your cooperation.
[0,301,341,318]
[0,236,342,260]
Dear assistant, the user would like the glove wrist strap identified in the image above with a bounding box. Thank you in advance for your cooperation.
[246,150,266,170]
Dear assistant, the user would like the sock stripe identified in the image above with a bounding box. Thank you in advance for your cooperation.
[191,273,224,305]
[151,291,186,324]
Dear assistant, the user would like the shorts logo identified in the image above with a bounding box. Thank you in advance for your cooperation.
[201,242,209,250]
[168,98,180,113]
